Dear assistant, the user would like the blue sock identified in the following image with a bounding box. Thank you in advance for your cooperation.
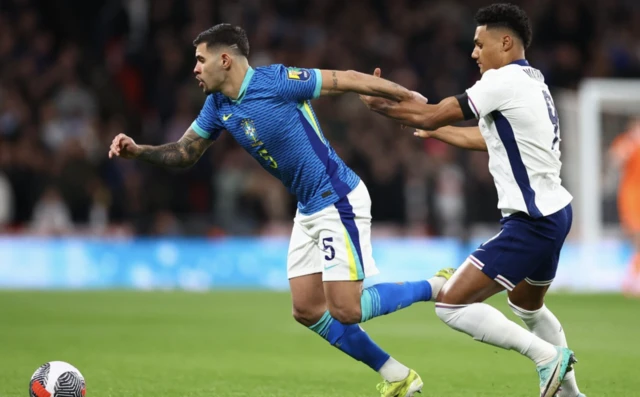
[309,311,390,371]
[361,281,432,322]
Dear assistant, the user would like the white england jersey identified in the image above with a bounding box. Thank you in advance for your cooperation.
[465,59,573,218]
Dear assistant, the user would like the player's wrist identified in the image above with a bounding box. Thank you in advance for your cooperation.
[131,144,146,159]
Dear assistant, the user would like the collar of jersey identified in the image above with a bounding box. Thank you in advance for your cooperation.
[230,66,255,104]
[509,59,530,67]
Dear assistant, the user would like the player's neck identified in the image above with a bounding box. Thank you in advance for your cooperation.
[504,51,527,67]
[221,62,251,100]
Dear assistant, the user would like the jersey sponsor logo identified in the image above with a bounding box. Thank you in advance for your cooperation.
[222,113,233,121]
[287,67,311,81]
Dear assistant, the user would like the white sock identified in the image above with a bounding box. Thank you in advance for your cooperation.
[435,303,557,366]
[509,301,582,397]
[378,357,410,382]
[427,276,447,301]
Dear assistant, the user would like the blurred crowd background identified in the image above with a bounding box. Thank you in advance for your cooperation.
[1,0,639,238]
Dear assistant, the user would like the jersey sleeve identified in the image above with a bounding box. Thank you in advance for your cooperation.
[465,69,515,118]
[190,95,223,140]
[273,64,323,102]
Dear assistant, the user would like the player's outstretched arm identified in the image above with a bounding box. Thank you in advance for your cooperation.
[319,69,412,101]
[363,94,466,131]
[108,128,213,169]
[415,126,487,151]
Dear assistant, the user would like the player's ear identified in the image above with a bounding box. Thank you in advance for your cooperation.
[220,52,232,70]
[502,34,514,52]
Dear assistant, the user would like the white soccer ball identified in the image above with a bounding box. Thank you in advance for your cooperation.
[29,361,86,397]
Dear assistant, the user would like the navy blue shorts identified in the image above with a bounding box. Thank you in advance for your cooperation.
[469,204,573,291]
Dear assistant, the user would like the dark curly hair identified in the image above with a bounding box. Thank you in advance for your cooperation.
[193,24,250,57]
[474,3,532,49]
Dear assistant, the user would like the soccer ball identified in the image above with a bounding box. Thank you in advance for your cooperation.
[29,361,86,397]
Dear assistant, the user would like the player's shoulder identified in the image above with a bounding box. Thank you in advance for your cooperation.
[256,64,315,81]
[254,64,286,78]
[480,65,521,82]
[250,64,289,91]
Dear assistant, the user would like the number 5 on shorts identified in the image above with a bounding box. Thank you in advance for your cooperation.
[322,237,335,261]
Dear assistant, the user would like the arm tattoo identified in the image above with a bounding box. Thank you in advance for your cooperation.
[137,131,210,169]
[331,71,338,92]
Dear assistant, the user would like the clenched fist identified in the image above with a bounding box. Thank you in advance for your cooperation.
[108,133,141,159]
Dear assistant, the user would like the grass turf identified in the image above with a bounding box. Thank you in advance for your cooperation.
[0,291,638,396]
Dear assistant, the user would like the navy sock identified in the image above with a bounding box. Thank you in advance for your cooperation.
[361,281,432,322]
[309,311,390,371]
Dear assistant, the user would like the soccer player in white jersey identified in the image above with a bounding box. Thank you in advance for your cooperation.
[360,3,585,397]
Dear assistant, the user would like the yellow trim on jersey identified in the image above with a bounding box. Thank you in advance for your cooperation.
[344,228,358,281]
[302,101,325,144]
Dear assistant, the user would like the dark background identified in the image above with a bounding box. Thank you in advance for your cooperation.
[0,0,638,238]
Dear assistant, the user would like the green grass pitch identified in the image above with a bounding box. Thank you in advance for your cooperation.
[0,291,638,396]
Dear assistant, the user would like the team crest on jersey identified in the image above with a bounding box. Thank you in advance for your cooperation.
[287,67,311,81]
[241,119,258,143]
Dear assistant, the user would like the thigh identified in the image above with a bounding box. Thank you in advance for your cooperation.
[320,182,379,282]
[526,205,573,286]
[437,260,504,305]
[508,281,550,311]
[470,216,555,292]
[287,216,323,280]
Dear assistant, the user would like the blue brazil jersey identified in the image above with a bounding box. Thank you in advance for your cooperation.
[191,64,360,215]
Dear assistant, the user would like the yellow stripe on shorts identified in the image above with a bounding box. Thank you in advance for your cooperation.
[343,227,358,280]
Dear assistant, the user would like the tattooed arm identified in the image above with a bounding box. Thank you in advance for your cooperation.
[319,69,412,101]
[108,128,213,169]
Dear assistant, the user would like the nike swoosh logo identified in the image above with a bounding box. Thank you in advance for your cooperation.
[324,264,338,271]
[223,114,232,121]
[541,363,559,397]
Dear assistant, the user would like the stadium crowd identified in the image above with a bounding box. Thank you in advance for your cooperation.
[0,0,639,237]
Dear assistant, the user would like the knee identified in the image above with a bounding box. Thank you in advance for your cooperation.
[436,286,457,304]
[508,298,544,315]
[508,296,544,312]
[435,288,446,303]
[292,305,325,327]
[435,276,465,304]
[435,304,463,325]
[327,305,362,325]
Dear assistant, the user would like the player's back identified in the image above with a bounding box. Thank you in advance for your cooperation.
[191,64,360,215]
[466,60,573,218]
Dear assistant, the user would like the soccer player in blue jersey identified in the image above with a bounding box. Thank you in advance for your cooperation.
[108,23,453,396]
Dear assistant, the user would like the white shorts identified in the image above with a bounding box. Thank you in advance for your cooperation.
[287,181,380,281]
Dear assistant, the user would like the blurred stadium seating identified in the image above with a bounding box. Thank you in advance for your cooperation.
[1,0,639,291]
